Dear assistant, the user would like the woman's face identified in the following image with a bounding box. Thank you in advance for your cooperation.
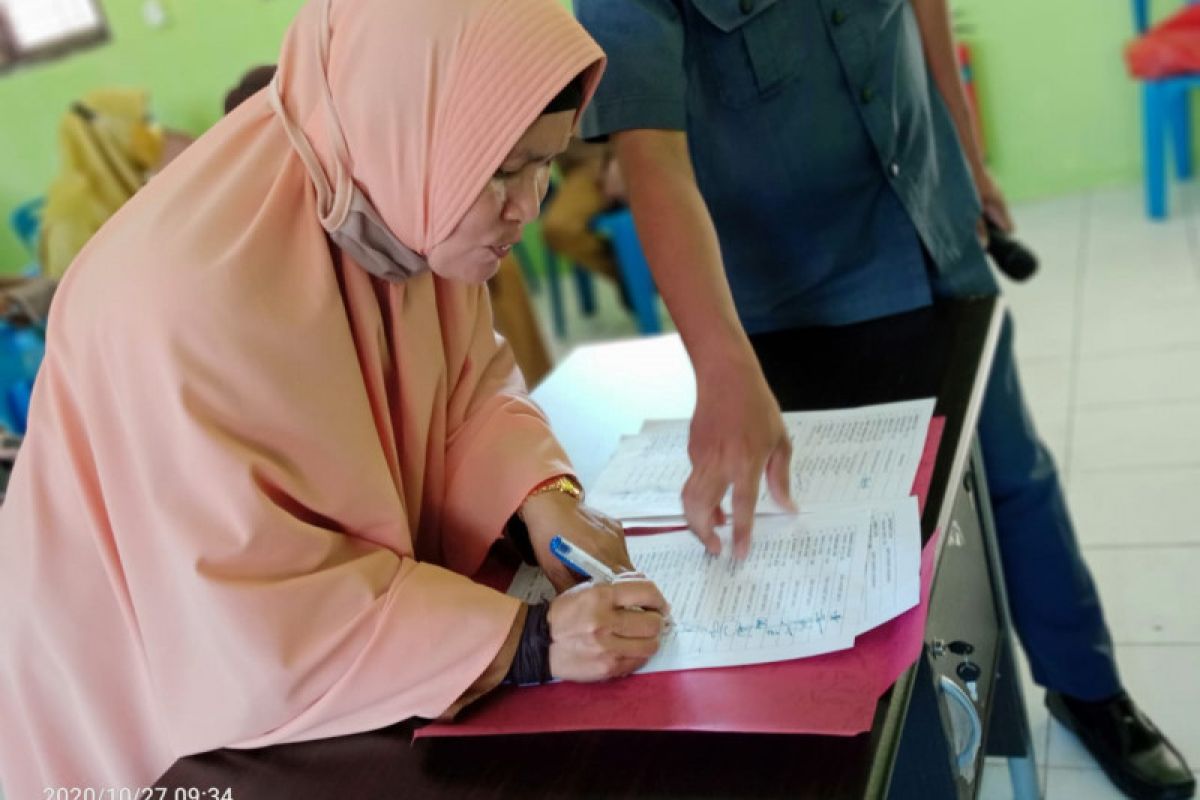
[426,109,576,283]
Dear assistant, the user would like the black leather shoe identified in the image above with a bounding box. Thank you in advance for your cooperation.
[1047,690,1195,800]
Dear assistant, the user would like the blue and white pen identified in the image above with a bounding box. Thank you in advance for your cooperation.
[549,536,673,626]
[549,535,619,583]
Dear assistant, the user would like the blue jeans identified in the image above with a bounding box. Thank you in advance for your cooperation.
[980,313,1121,701]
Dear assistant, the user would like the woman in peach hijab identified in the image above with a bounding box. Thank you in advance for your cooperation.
[0,0,667,796]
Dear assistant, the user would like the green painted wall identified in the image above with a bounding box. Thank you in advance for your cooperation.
[954,0,1180,202]
[0,0,306,273]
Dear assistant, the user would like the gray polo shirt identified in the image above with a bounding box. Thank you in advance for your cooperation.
[577,0,998,333]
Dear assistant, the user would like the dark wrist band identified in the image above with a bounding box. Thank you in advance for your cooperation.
[504,512,538,565]
[503,601,553,686]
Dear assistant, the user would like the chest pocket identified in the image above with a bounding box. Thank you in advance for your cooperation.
[689,0,806,108]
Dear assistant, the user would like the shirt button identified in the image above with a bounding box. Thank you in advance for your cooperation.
[740,0,755,13]
[890,162,901,177]
[831,8,847,25]
[860,86,876,104]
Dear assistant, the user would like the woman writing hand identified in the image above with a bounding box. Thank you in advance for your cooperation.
[547,578,669,682]
[501,474,669,684]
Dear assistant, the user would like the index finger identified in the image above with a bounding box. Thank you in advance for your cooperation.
[730,465,762,561]
[682,466,726,556]
[765,434,796,513]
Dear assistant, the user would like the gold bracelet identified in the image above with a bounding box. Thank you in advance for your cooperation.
[525,474,583,502]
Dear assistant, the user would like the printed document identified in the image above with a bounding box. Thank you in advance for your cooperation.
[589,399,935,522]
[507,496,921,673]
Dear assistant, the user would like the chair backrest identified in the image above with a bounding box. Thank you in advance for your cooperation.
[1135,0,1200,35]
[9,197,45,257]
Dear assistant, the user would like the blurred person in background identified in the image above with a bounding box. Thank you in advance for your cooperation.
[1,89,192,326]
[541,137,627,288]
[224,64,279,115]
[40,87,192,280]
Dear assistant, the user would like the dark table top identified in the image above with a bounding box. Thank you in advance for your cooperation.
[157,296,1002,800]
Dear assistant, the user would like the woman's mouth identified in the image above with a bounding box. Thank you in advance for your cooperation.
[488,243,513,259]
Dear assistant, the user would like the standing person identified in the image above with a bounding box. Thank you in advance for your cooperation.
[0,1,670,797]
[576,1,1194,798]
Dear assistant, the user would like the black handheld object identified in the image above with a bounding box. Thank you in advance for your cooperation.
[985,217,1038,282]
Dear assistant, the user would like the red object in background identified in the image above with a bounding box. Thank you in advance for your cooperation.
[957,42,986,158]
[1126,5,1200,78]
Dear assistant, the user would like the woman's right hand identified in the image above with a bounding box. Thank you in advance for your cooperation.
[547,578,669,682]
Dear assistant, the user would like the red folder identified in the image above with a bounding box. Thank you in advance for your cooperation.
[417,417,945,739]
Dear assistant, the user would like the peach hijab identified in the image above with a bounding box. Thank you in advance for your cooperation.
[0,0,602,795]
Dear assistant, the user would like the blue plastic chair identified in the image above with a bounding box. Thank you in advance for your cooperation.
[9,197,45,256]
[592,208,661,335]
[1134,0,1200,219]
[0,322,45,435]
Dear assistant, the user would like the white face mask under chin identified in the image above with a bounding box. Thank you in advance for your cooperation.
[328,190,431,282]
[267,0,431,284]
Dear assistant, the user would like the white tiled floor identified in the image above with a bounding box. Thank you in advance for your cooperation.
[530,183,1200,799]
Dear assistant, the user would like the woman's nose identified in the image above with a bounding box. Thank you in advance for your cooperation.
[503,170,545,224]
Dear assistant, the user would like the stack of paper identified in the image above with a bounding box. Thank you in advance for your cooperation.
[509,399,935,674]
[509,496,920,673]
[590,398,936,524]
